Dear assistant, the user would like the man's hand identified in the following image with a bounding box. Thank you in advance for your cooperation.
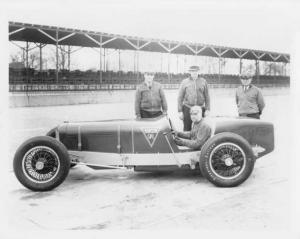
[171,130,179,137]
[174,136,184,146]
[163,111,168,117]
[136,115,141,120]
[204,110,210,117]
[178,112,183,120]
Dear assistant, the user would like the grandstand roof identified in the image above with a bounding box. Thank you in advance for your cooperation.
[9,21,290,63]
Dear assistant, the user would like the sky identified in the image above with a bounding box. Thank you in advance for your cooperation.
[2,0,300,53]
[2,0,300,72]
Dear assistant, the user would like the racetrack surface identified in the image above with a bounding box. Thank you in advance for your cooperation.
[4,87,291,231]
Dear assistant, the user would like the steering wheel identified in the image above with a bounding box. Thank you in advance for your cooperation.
[167,117,176,140]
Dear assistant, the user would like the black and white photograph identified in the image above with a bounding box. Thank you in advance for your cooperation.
[1,0,300,238]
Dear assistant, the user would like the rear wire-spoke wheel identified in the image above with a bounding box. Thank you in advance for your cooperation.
[13,136,70,191]
[199,133,255,187]
[210,143,246,180]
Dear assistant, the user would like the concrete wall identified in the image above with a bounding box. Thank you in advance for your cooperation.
[9,90,137,107]
[9,86,289,108]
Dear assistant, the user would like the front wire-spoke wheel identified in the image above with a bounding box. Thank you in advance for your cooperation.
[14,136,70,191]
[22,146,61,184]
[199,133,255,187]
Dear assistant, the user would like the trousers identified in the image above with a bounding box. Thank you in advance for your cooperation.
[239,113,260,119]
[140,110,163,118]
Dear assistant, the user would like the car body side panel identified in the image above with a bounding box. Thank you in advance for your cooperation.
[48,116,274,161]
[214,118,274,158]
[132,118,179,153]
[81,124,119,153]
[120,124,133,154]
[68,150,199,167]
[55,117,180,154]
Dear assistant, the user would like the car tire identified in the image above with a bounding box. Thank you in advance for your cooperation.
[199,132,255,187]
[13,136,70,191]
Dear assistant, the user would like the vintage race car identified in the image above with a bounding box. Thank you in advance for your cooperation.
[13,115,274,191]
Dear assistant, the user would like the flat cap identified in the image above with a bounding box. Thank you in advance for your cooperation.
[188,65,200,72]
[143,71,155,76]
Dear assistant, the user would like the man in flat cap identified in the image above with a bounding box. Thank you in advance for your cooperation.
[235,70,265,119]
[177,65,210,131]
[135,72,168,119]
[173,106,211,150]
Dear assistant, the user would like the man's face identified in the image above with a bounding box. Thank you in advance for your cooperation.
[241,77,252,86]
[144,74,154,85]
[189,71,198,80]
[190,110,202,122]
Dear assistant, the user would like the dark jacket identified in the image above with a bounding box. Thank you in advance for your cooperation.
[135,81,168,117]
[177,119,211,150]
[235,84,265,115]
[178,77,210,112]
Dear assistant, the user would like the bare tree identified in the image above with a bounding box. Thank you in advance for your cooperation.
[262,62,282,75]
[10,49,43,70]
[28,51,39,69]
[49,46,73,71]
[58,46,67,70]
[10,51,23,63]
[220,58,226,74]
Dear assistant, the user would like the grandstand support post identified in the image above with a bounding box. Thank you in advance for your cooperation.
[22,48,25,65]
[118,49,121,74]
[176,55,179,74]
[39,43,43,72]
[99,47,102,84]
[256,60,260,84]
[168,52,170,83]
[103,48,106,71]
[167,43,171,83]
[99,35,103,84]
[133,50,136,72]
[239,58,242,74]
[25,41,29,69]
[161,53,163,72]
[26,41,29,85]
[273,62,276,82]
[218,56,221,84]
[55,30,59,84]
[68,45,71,71]
[136,40,140,83]
[136,49,139,82]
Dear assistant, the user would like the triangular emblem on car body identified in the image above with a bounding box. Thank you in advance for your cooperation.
[141,128,159,147]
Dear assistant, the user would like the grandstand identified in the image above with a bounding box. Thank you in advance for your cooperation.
[9,22,290,92]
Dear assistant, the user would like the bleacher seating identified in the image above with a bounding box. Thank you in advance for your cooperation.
[9,68,290,91]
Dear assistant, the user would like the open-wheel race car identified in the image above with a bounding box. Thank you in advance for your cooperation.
[13,115,274,191]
